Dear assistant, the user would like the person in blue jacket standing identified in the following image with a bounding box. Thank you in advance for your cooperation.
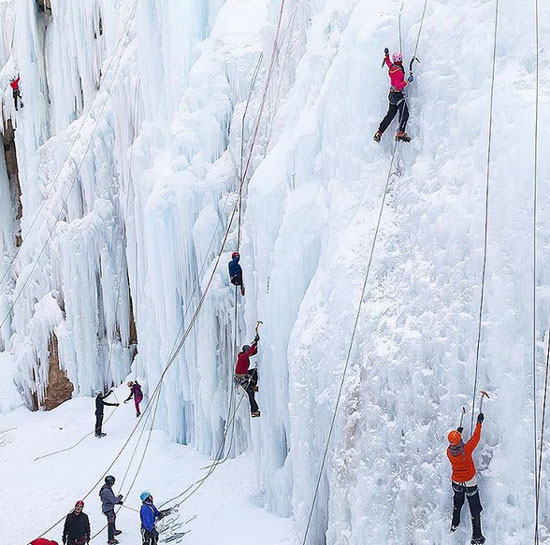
[139,492,172,545]
[228,251,245,296]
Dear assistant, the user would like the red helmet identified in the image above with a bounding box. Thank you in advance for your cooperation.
[75,500,84,508]
[448,430,462,445]
[232,251,240,259]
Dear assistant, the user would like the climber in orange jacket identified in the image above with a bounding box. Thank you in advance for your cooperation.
[447,412,485,544]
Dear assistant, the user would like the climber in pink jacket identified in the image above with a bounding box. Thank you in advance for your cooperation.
[374,49,414,143]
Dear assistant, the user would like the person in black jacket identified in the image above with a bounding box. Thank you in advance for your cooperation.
[63,500,90,545]
[95,390,119,438]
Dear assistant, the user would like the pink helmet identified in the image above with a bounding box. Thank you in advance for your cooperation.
[392,52,403,63]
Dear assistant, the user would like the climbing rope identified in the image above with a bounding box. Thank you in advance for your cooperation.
[0,0,140,331]
[301,139,399,545]
[33,80,143,463]
[301,2,429,541]
[469,0,499,434]
[532,0,540,542]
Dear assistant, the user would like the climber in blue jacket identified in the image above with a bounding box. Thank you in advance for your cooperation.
[139,492,171,545]
[228,251,245,296]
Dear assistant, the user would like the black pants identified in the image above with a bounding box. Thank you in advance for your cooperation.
[141,528,159,545]
[95,413,104,436]
[230,272,243,286]
[452,483,483,538]
[378,92,409,134]
[238,369,258,413]
[106,511,117,541]
[12,89,21,111]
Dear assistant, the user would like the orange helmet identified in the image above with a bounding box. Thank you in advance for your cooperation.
[448,430,462,445]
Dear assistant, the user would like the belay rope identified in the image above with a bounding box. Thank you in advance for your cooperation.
[300,2,429,543]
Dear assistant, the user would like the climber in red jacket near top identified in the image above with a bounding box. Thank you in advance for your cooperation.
[447,412,486,544]
[374,49,413,143]
[10,75,22,111]
[235,332,260,417]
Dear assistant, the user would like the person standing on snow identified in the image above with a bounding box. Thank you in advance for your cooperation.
[447,412,486,544]
[124,380,143,417]
[99,475,123,545]
[235,332,261,417]
[228,251,245,296]
[139,492,172,545]
[62,500,90,545]
[374,49,414,143]
[10,75,22,111]
[95,390,119,438]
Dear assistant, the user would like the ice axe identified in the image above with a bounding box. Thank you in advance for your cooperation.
[254,320,263,338]
[381,47,389,68]
[458,406,466,428]
[409,56,419,77]
[479,390,490,412]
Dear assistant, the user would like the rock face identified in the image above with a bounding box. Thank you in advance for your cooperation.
[42,335,73,410]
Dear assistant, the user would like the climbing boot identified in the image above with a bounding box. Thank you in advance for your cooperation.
[251,410,261,418]
[107,540,119,545]
[114,530,122,536]
[252,385,258,392]
[373,130,382,143]
[396,131,411,142]
[471,516,485,544]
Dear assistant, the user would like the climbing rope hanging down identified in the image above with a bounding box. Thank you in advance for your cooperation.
[301,3,429,543]
[532,0,541,543]
[34,79,143,463]
[30,2,290,540]
[0,0,141,334]
[469,0,500,434]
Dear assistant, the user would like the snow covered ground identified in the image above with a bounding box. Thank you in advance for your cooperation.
[0,384,292,545]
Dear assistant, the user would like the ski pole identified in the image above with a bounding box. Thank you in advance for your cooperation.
[381,47,389,68]
[459,406,466,428]
[479,390,490,412]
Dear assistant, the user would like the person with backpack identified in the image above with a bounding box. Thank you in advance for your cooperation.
[447,413,486,544]
[374,49,414,143]
[95,390,119,438]
[62,500,90,545]
[139,492,172,545]
[235,332,261,417]
[124,380,143,417]
[228,251,245,296]
[99,475,123,545]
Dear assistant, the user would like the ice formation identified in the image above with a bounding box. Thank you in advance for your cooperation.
[1,0,550,543]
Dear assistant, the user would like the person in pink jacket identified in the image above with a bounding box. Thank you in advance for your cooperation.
[374,49,414,143]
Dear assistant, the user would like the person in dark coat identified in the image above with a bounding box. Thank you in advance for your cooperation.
[95,390,119,438]
[124,380,143,417]
[234,333,260,417]
[62,500,90,545]
[99,476,123,544]
[228,251,245,296]
[139,492,172,545]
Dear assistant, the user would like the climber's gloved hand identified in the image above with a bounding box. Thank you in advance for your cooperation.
[253,334,260,343]
[477,412,484,423]
[457,426,464,434]
[384,47,389,55]
[408,74,414,83]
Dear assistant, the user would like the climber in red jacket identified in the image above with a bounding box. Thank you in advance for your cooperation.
[447,412,486,544]
[235,333,260,417]
[374,49,413,143]
[10,75,22,111]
